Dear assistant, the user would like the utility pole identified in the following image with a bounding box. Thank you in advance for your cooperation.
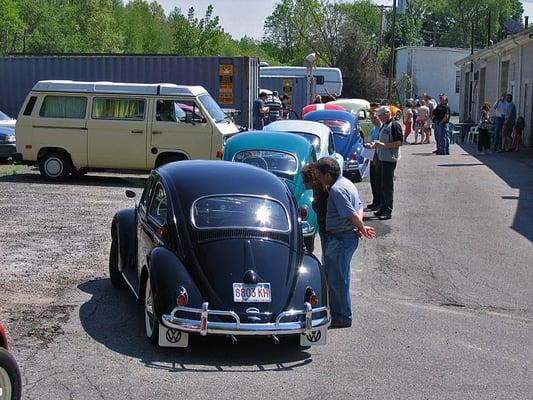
[387,0,397,103]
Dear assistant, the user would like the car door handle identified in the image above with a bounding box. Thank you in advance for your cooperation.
[131,129,144,134]
[152,130,163,135]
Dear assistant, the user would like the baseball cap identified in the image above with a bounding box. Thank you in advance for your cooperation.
[376,106,390,116]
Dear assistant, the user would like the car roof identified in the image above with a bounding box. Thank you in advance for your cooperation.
[224,131,314,166]
[158,160,293,211]
[32,80,207,97]
[304,109,357,124]
[264,120,332,140]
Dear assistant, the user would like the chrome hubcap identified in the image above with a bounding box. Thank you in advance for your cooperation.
[45,157,63,177]
[0,366,13,400]
[145,279,155,337]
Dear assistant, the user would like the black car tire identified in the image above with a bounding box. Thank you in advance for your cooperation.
[109,230,125,288]
[39,152,72,181]
[0,347,22,400]
[304,235,315,253]
[144,277,160,345]
[71,168,88,177]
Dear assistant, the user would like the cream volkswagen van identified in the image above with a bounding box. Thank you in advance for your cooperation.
[15,80,240,180]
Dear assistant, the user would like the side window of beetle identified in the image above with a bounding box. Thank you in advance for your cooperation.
[139,176,154,212]
[148,182,168,226]
[328,133,335,155]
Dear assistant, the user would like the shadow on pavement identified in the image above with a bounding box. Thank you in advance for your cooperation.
[0,172,146,189]
[78,279,312,372]
[460,144,533,242]
[437,163,485,167]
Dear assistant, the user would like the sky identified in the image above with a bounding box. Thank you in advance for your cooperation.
[156,0,533,40]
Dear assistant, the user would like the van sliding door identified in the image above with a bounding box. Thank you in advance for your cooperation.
[87,97,148,169]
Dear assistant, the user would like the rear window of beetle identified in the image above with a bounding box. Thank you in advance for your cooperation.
[192,196,290,231]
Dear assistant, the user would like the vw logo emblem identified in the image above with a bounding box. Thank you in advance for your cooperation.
[166,328,182,343]
[306,330,321,343]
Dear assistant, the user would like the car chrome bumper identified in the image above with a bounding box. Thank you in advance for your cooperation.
[301,221,316,237]
[162,302,330,336]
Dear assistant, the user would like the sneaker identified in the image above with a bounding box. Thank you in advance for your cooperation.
[378,213,392,220]
[374,210,385,217]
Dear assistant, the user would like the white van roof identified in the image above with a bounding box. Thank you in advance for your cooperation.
[32,80,207,97]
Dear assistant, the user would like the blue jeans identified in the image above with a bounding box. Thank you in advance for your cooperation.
[436,124,449,154]
[324,231,359,324]
[493,117,504,151]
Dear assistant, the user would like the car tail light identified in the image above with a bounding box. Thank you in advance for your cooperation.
[351,153,357,161]
[176,287,188,307]
[299,207,308,220]
[155,227,165,237]
[305,287,319,307]
[25,144,32,149]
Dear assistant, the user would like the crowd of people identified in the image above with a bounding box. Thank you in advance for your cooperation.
[480,94,523,154]
[252,90,292,129]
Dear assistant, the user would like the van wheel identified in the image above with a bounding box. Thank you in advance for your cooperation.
[156,155,183,168]
[39,152,72,181]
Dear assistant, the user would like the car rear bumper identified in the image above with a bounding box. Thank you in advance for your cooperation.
[0,144,16,158]
[162,302,330,336]
[301,221,316,237]
[343,163,362,182]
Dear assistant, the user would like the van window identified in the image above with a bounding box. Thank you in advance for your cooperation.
[92,98,145,120]
[39,96,87,119]
[155,100,205,124]
[23,96,38,116]
[198,94,228,123]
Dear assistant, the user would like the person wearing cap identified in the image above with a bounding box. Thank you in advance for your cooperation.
[367,106,403,220]
[252,92,269,130]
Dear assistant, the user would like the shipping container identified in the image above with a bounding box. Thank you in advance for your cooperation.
[260,75,308,118]
[0,55,259,127]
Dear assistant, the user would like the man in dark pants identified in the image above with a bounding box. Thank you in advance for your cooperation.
[365,113,383,211]
[368,106,403,220]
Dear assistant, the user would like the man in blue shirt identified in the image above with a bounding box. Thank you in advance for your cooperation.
[252,92,269,130]
[317,157,376,328]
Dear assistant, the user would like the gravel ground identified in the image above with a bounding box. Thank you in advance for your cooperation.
[0,164,146,347]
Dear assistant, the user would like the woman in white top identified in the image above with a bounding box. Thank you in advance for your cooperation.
[415,100,430,144]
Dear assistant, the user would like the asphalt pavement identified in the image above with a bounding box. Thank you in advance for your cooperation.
[8,141,533,399]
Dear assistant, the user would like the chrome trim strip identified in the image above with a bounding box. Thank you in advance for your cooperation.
[162,302,330,336]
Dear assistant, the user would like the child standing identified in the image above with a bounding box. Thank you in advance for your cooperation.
[512,117,525,151]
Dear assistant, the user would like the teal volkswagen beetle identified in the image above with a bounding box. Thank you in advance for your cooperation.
[223,131,318,252]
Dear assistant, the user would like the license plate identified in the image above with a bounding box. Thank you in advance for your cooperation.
[300,328,327,346]
[233,283,271,302]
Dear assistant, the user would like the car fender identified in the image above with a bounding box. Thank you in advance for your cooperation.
[297,190,318,235]
[149,246,202,319]
[112,207,137,272]
[288,253,328,309]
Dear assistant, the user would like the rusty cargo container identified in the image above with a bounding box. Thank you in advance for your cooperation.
[0,55,260,127]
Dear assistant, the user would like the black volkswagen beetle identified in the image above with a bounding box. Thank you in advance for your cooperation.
[109,161,330,347]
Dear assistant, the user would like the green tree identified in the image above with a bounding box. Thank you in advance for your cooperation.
[0,0,23,54]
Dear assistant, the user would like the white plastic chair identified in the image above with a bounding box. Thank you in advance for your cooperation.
[466,125,479,144]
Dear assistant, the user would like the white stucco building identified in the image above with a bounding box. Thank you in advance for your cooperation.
[455,26,533,146]
[395,46,471,113]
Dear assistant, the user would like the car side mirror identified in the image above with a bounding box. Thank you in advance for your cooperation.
[125,190,136,198]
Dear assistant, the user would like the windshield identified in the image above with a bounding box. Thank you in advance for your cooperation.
[198,94,229,123]
[289,132,321,153]
[233,150,298,177]
[319,120,351,136]
[0,111,12,120]
[192,195,290,232]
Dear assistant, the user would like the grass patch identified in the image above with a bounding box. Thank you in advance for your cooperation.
[0,163,30,176]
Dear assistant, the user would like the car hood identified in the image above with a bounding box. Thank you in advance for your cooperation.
[333,133,357,158]
[193,238,298,322]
